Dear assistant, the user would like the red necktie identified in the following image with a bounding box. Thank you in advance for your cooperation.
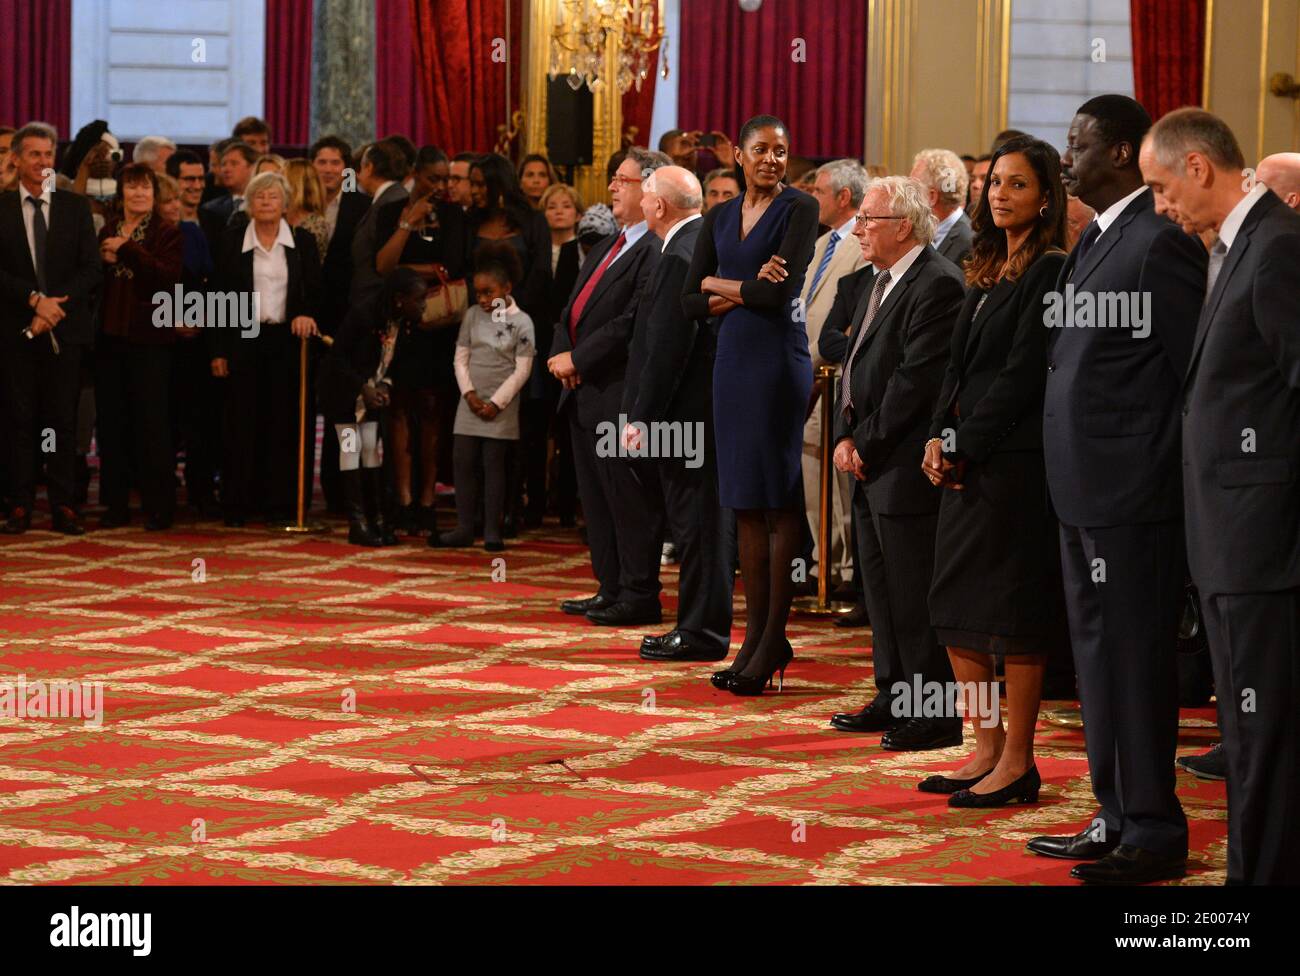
[568,231,627,344]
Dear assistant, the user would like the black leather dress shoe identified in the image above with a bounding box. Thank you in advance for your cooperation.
[2,507,32,535]
[639,631,727,661]
[1026,828,1119,861]
[1177,742,1226,781]
[834,604,870,628]
[829,696,900,733]
[586,601,662,627]
[561,594,614,616]
[641,629,679,650]
[880,717,963,751]
[51,506,85,536]
[1070,845,1187,885]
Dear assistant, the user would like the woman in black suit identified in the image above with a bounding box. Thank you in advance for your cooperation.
[920,136,1069,806]
[211,171,322,525]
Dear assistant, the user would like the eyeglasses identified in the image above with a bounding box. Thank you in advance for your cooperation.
[854,214,905,228]
[610,175,643,187]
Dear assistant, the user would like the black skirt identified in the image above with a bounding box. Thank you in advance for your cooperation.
[928,448,1067,655]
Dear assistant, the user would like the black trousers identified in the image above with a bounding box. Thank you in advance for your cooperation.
[516,395,553,520]
[171,335,220,505]
[1,335,82,511]
[452,434,510,542]
[568,409,664,605]
[853,484,949,697]
[96,336,174,519]
[1060,520,1188,856]
[1202,587,1300,885]
[222,326,308,519]
[658,436,733,651]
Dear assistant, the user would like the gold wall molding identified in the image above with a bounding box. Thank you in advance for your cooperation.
[1203,0,1300,156]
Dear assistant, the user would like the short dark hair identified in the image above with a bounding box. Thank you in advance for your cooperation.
[363,140,409,182]
[991,128,1029,152]
[452,152,477,164]
[657,129,685,153]
[605,149,627,183]
[115,162,161,214]
[416,145,448,169]
[309,134,353,163]
[626,145,671,177]
[165,149,204,177]
[1075,95,1152,161]
[384,134,417,169]
[232,116,271,140]
[739,114,788,150]
[474,240,522,286]
[221,141,258,166]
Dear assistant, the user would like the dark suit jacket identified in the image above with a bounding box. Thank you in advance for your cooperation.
[835,245,964,514]
[529,238,581,399]
[349,182,409,307]
[317,298,386,422]
[199,193,242,256]
[817,264,875,365]
[550,227,660,429]
[935,210,974,270]
[321,190,372,334]
[930,251,1067,464]
[0,188,102,346]
[1044,191,1206,528]
[622,217,711,427]
[1183,190,1300,595]
[213,222,323,361]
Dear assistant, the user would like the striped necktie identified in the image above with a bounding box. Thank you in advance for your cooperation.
[807,230,840,298]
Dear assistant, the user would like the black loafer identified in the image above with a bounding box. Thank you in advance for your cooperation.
[835,604,870,628]
[1177,743,1226,781]
[880,717,963,751]
[1027,828,1119,861]
[1070,845,1187,885]
[641,629,679,650]
[586,601,662,627]
[639,631,727,661]
[561,593,614,616]
[830,696,900,733]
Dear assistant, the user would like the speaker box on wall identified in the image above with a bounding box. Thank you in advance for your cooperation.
[546,77,594,167]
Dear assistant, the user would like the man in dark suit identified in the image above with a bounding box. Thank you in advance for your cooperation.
[549,147,669,626]
[1026,96,1208,885]
[1140,108,1300,886]
[198,141,256,254]
[621,166,733,661]
[349,140,410,308]
[910,149,974,270]
[828,177,964,748]
[0,123,103,534]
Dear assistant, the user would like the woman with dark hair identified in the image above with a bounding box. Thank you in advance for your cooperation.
[517,153,558,209]
[96,162,184,530]
[920,135,1070,806]
[318,268,428,545]
[682,115,820,695]
[374,145,468,534]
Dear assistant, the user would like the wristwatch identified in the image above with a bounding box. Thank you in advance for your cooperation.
[399,221,415,232]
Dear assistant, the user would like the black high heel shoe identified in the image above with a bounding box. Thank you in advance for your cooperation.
[948,766,1040,807]
[710,644,758,690]
[728,641,794,697]
[918,769,992,794]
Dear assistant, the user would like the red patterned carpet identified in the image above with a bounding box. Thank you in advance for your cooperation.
[0,516,1227,885]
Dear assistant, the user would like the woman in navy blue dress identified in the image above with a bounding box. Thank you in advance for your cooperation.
[683,115,819,695]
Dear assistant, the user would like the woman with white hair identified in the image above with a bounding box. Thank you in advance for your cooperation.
[211,170,323,526]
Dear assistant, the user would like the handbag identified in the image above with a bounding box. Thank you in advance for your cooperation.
[421,263,468,325]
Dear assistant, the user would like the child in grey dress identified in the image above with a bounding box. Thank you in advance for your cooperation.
[430,256,534,551]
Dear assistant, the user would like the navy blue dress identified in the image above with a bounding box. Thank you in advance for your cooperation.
[683,186,820,509]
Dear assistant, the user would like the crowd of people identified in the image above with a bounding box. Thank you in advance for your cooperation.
[0,94,1296,887]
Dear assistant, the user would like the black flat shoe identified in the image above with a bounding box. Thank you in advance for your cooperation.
[586,601,662,627]
[1070,845,1187,885]
[830,696,899,733]
[1026,828,1118,861]
[639,632,727,662]
[728,641,794,697]
[948,766,1040,807]
[918,769,992,794]
[561,593,613,616]
[51,506,86,536]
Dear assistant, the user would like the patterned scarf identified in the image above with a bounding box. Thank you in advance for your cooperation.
[111,211,151,280]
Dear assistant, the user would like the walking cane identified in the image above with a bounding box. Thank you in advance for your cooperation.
[276,334,331,534]
[794,364,851,616]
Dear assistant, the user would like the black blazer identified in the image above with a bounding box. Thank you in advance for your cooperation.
[550,228,660,429]
[1043,191,1206,528]
[622,217,711,427]
[835,245,964,515]
[317,299,387,422]
[935,211,974,270]
[817,264,875,365]
[199,193,241,256]
[1182,190,1300,595]
[0,189,102,346]
[930,250,1067,464]
[529,238,581,399]
[321,190,372,335]
[213,222,323,360]
[349,182,409,307]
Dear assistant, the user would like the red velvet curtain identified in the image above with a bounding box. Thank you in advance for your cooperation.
[410,0,523,156]
[621,52,659,150]
[0,0,71,134]
[1131,0,1206,120]
[678,0,866,160]
[264,0,314,147]
[377,0,427,141]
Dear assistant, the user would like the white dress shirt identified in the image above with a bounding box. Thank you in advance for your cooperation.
[1217,182,1270,251]
[18,183,52,280]
[660,212,702,252]
[1093,184,1149,241]
[876,243,925,305]
[324,193,341,243]
[932,207,964,248]
[243,219,296,323]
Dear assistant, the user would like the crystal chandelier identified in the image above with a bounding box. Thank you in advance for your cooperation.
[549,0,668,95]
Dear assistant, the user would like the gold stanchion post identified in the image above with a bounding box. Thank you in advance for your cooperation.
[794,364,850,616]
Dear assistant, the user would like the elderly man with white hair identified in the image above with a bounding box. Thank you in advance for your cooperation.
[826,175,965,746]
[1256,151,1300,211]
[620,166,734,662]
[132,136,177,175]
[909,148,974,268]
